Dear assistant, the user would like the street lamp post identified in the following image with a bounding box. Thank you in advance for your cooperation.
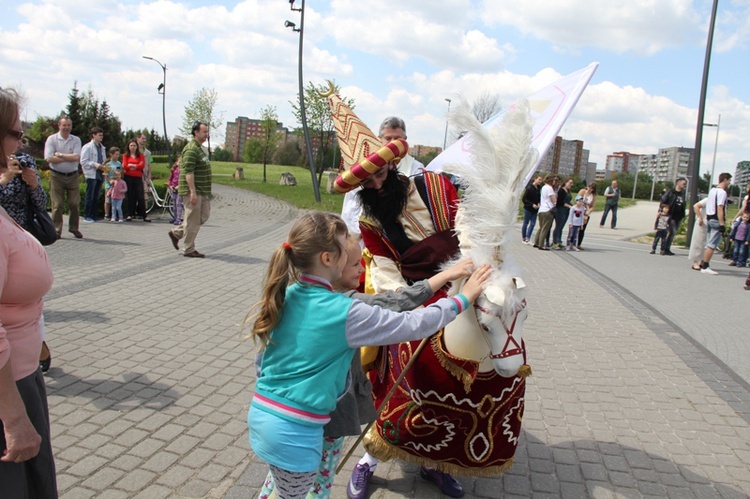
[286,0,321,203]
[142,56,171,167]
[442,98,451,151]
[704,114,721,188]
[685,0,719,247]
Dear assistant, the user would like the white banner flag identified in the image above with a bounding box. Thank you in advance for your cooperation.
[427,62,599,186]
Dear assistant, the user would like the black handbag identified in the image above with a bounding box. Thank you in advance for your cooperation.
[26,199,57,246]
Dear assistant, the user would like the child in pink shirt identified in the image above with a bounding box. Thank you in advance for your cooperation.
[107,169,128,222]
[167,158,182,225]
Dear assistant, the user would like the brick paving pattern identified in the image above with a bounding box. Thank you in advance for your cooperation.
[40,186,750,498]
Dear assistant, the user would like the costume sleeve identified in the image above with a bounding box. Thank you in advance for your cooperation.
[441,173,460,227]
[347,280,433,312]
[341,190,363,238]
[360,222,409,292]
[344,295,467,348]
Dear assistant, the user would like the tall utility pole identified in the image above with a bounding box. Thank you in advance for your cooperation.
[685,0,719,247]
[705,114,721,188]
[286,0,321,202]
[443,98,452,150]
[142,56,171,167]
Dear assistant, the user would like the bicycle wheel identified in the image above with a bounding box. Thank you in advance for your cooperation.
[145,190,155,214]
[165,189,176,219]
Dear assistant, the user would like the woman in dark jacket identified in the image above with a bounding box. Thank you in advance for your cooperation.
[521,173,543,244]
[552,178,574,249]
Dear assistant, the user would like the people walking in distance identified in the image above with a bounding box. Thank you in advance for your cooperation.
[728,212,750,267]
[122,139,149,222]
[577,182,597,249]
[169,121,212,258]
[659,177,687,255]
[246,212,489,499]
[521,173,543,244]
[599,180,620,229]
[534,174,558,250]
[103,147,121,221]
[697,172,732,275]
[107,169,127,222]
[167,158,183,225]
[690,198,709,271]
[553,177,573,249]
[44,116,82,238]
[566,195,586,251]
[650,205,670,255]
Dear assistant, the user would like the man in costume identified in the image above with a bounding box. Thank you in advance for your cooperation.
[341,121,465,498]
[340,116,424,239]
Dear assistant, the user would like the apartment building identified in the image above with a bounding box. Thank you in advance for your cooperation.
[224,116,289,162]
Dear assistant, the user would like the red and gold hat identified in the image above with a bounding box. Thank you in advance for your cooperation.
[321,81,409,193]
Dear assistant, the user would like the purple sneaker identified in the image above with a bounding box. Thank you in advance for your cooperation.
[419,466,464,498]
[347,463,373,499]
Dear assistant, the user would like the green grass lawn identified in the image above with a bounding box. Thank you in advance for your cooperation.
[166,161,345,212]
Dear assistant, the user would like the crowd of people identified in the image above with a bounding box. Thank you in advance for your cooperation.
[522,173,598,251]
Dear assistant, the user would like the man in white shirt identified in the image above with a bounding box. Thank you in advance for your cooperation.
[44,116,82,238]
[533,174,558,250]
[698,172,732,275]
[340,117,423,239]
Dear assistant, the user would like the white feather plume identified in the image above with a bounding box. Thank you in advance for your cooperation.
[445,99,538,317]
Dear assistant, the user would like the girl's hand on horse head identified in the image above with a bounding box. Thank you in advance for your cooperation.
[445,258,474,281]
[461,264,492,303]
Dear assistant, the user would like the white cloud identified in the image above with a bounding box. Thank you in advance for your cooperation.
[480,0,701,55]
[322,0,510,70]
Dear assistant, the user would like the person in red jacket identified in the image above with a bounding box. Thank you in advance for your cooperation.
[121,139,150,222]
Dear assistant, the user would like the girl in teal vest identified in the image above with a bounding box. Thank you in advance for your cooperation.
[247,212,489,499]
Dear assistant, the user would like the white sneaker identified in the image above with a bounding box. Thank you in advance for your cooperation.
[700,267,718,275]
[575,247,580,252]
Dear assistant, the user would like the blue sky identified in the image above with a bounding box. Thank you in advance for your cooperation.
[2,0,748,177]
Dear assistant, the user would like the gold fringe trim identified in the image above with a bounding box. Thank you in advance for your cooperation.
[517,364,532,377]
[430,332,480,393]
[363,427,515,478]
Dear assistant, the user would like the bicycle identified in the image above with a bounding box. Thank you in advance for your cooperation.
[145,178,176,219]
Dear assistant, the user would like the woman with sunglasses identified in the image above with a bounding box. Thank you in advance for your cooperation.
[0,87,58,497]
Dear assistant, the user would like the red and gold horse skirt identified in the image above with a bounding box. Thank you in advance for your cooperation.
[364,330,525,477]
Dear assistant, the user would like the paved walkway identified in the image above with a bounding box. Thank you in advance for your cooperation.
[42,186,750,498]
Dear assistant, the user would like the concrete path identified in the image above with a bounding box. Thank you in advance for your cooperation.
[41,187,750,498]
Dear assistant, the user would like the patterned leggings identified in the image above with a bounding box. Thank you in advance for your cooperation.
[259,437,344,499]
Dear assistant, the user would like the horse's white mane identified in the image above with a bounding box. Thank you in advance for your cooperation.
[445,99,538,318]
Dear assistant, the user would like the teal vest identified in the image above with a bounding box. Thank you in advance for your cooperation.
[256,283,354,421]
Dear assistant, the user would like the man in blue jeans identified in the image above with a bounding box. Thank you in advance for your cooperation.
[599,179,620,229]
[699,172,732,275]
[80,127,107,222]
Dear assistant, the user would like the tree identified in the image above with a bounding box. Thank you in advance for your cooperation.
[471,91,502,123]
[180,87,224,159]
[243,138,264,164]
[171,136,188,155]
[258,105,282,182]
[414,150,439,167]
[272,140,302,166]
[66,82,84,137]
[290,80,354,185]
[212,147,233,162]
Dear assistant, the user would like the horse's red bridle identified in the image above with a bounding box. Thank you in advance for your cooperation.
[474,299,526,360]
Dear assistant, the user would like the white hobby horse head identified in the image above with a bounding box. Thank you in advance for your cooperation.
[442,99,538,378]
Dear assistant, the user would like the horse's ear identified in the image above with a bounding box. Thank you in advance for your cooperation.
[484,285,506,306]
[512,277,527,290]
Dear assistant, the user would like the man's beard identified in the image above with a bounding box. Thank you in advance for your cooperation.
[358,169,409,226]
